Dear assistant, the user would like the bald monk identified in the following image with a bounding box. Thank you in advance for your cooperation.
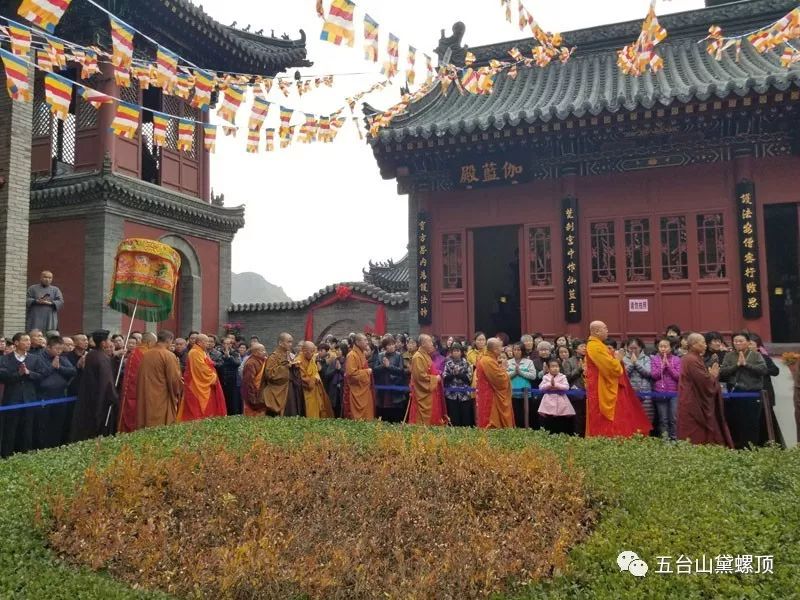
[585,320,652,437]
[677,333,734,447]
[297,341,334,419]
[241,343,268,417]
[118,332,155,433]
[476,338,515,429]
[408,334,447,426]
[345,333,375,421]
[263,333,303,417]
[136,330,182,429]
[177,333,227,422]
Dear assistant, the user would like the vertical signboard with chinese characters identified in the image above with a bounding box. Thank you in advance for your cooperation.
[417,212,432,325]
[562,197,581,323]
[736,181,762,319]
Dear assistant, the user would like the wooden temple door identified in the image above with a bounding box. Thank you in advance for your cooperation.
[522,222,557,337]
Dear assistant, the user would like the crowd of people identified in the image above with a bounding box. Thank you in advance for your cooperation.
[0,270,781,457]
[0,318,782,457]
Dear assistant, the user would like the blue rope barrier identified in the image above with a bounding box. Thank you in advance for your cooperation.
[373,385,760,400]
[0,396,77,413]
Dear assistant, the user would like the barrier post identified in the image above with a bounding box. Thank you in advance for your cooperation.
[761,390,776,444]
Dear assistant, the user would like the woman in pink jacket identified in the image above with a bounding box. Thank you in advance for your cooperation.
[651,337,681,440]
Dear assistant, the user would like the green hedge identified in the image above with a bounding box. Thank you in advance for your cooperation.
[0,418,798,599]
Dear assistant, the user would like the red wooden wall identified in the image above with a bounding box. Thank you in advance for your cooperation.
[27,219,86,336]
[423,155,800,342]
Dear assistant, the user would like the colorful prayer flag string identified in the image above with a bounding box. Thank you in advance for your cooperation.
[17,0,73,34]
[0,47,31,101]
[320,0,356,47]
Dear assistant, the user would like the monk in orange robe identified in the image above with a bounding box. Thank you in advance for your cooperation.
[298,341,334,419]
[118,332,155,433]
[409,334,447,426]
[177,334,227,422]
[345,333,375,421]
[585,321,652,438]
[476,338,515,429]
[136,330,182,429]
[263,333,303,417]
[241,343,268,417]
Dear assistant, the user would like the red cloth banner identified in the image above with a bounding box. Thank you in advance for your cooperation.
[304,285,387,341]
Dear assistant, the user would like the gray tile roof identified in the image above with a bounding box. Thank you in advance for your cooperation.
[363,254,410,292]
[229,282,409,313]
[374,0,800,143]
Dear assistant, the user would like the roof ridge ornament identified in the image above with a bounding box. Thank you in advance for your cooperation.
[435,22,467,66]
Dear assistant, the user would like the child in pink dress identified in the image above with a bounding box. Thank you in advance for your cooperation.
[538,359,575,435]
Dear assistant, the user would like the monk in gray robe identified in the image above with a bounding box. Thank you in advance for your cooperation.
[26,271,64,332]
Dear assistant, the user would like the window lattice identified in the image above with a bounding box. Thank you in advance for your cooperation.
[624,218,651,281]
[528,226,552,286]
[697,213,726,279]
[163,96,181,151]
[442,233,463,289]
[33,77,51,137]
[183,104,199,159]
[660,216,688,280]
[119,85,139,104]
[76,95,98,130]
[591,221,616,283]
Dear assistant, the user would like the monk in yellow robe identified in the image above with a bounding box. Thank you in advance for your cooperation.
[262,333,303,417]
[409,334,447,425]
[177,334,227,422]
[298,341,334,419]
[476,337,515,429]
[241,343,268,417]
[585,321,652,438]
[345,333,375,421]
[136,330,182,429]
[118,332,155,433]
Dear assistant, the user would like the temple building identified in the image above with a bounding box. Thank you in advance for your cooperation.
[228,256,410,344]
[0,0,309,335]
[369,0,800,343]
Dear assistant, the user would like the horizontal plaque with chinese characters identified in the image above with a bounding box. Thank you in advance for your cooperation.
[417,212,432,325]
[562,197,581,323]
[736,181,762,319]
[456,157,529,189]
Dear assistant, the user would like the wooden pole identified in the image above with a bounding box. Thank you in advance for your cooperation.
[106,299,138,429]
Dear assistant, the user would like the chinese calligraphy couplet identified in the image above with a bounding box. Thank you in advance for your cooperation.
[417,212,432,325]
[562,197,581,323]
[735,181,762,319]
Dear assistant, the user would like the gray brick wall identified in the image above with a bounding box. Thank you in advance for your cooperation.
[82,209,125,331]
[229,302,408,347]
[218,241,232,333]
[0,63,33,334]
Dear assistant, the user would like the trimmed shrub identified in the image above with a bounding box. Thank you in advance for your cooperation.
[47,432,593,599]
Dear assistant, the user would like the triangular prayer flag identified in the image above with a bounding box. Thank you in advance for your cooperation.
[246,128,260,153]
[156,46,179,92]
[80,47,99,79]
[8,23,32,57]
[37,50,54,72]
[363,14,379,62]
[152,112,169,147]
[406,46,417,86]
[80,86,112,110]
[45,35,66,69]
[17,0,73,34]
[133,65,153,90]
[0,48,31,102]
[264,128,274,151]
[177,118,194,152]
[110,101,140,139]
[248,95,270,131]
[320,0,356,47]
[44,72,72,120]
[110,16,134,86]
[191,69,213,111]
[217,84,244,125]
[203,124,217,152]
[382,33,399,77]
[174,71,194,99]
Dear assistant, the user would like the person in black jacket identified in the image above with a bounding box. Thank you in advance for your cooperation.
[0,333,43,457]
[69,330,118,443]
[750,334,783,446]
[34,335,76,449]
[372,335,407,423]
[210,336,242,415]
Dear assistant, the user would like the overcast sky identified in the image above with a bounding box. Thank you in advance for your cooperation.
[196,0,703,300]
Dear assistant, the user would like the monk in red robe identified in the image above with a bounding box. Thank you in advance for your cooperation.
[177,334,227,422]
[408,334,447,426]
[476,338,515,429]
[241,343,268,417]
[585,321,652,438]
[345,333,375,421]
[678,333,734,447]
[118,332,155,433]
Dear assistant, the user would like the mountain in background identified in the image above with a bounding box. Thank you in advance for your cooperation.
[231,272,292,304]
